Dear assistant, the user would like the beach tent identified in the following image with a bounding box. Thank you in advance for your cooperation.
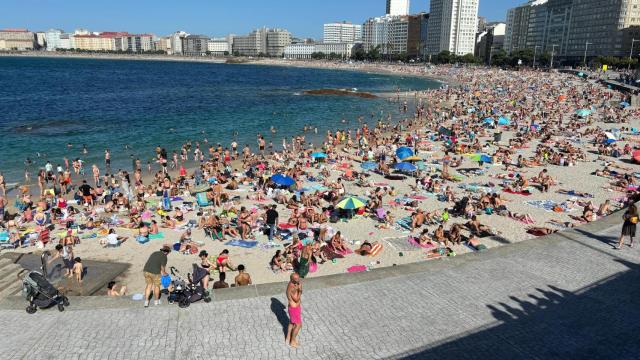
[394,162,417,172]
[483,118,494,125]
[498,116,511,126]
[271,174,295,187]
[336,196,367,210]
[360,161,378,171]
[575,109,592,117]
[311,152,327,159]
[620,101,630,108]
[396,146,414,160]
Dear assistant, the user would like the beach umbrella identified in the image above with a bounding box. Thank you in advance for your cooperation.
[620,101,630,108]
[360,161,378,171]
[483,117,494,125]
[575,109,592,117]
[604,139,616,145]
[396,146,414,160]
[271,174,295,187]
[467,107,476,113]
[498,116,511,126]
[633,150,640,163]
[604,132,617,141]
[394,162,417,172]
[256,163,266,170]
[336,196,367,210]
[311,152,327,159]
[558,95,566,101]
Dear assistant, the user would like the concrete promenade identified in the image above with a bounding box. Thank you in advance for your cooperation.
[0,213,638,359]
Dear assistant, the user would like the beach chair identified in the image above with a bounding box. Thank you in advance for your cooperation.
[196,192,211,207]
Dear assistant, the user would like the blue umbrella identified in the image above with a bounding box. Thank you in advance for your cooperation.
[480,155,492,163]
[396,146,414,160]
[620,101,630,108]
[311,152,327,158]
[604,139,616,145]
[360,161,378,171]
[498,116,511,126]
[271,174,295,186]
[483,117,494,124]
[394,162,417,172]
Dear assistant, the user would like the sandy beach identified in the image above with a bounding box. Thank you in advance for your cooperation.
[2,60,639,298]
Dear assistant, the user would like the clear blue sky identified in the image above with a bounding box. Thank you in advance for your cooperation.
[0,0,520,39]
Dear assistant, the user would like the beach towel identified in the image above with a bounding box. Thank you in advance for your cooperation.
[396,217,413,230]
[278,223,297,230]
[504,189,532,196]
[407,236,436,249]
[136,236,149,244]
[410,195,428,200]
[149,232,165,240]
[346,265,368,273]
[385,237,418,251]
[368,242,384,257]
[224,239,258,248]
[525,200,575,213]
[466,238,487,251]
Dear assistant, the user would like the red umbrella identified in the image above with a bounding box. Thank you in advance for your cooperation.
[633,150,640,163]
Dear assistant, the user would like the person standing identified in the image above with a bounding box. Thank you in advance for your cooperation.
[616,203,637,249]
[265,205,279,243]
[285,273,302,348]
[143,245,171,307]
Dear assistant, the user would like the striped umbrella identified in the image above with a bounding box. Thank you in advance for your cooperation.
[336,196,367,210]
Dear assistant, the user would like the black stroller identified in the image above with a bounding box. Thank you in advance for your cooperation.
[22,270,69,314]
[168,264,211,308]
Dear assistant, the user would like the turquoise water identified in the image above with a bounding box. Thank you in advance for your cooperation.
[0,56,439,182]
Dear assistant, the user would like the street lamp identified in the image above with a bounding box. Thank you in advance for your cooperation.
[629,38,640,70]
[533,45,541,68]
[550,44,559,68]
[583,41,592,68]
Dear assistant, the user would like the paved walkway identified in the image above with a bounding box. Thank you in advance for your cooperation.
[1,216,639,359]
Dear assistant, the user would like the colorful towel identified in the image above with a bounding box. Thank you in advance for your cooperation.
[347,265,368,273]
[396,217,413,230]
[407,236,436,249]
[504,189,532,196]
[369,242,384,257]
[149,232,165,240]
[224,239,258,248]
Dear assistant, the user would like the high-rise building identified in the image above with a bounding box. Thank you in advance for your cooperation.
[45,29,65,51]
[170,31,188,55]
[505,0,640,60]
[363,14,424,58]
[154,37,172,53]
[207,38,230,55]
[323,22,362,43]
[232,28,291,57]
[386,0,410,16]
[114,34,153,52]
[182,35,210,56]
[426,0,479,56]
[475,23,506,64]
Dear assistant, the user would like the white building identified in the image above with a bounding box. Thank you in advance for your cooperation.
[283,43,315,59]
[170,31,188,55]
[207,38,230,55]
[45,29,64,51]
[426,0,479,56]
[386,0,410,16]
[323,22,362,43]
[316,43,355,58]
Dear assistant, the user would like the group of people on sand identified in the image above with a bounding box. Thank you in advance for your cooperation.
[1,62,640,337]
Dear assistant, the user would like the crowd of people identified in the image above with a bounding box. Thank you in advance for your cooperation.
[1,62,639,308]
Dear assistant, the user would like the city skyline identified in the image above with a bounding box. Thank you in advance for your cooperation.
[0,0,520,39]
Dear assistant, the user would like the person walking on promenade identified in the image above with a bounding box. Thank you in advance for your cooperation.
[616,203,637,249]
[286,273,303,348]
[143,244,171,307]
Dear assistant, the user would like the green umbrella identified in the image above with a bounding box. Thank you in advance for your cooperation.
[336,196,367,210]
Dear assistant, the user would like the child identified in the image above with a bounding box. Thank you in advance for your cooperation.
[72,257,83,283]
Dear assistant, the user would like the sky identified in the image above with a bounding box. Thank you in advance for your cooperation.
[0,0,522,39]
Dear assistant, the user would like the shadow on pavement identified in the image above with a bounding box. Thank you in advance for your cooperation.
[270,297,288,338]
[402,259,640,359]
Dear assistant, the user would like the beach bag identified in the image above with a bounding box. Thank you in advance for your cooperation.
[631,216,638,224]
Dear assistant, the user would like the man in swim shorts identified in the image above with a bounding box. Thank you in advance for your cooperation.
[286,273,303,348]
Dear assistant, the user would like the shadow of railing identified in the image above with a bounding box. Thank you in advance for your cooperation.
[401,259,640,360]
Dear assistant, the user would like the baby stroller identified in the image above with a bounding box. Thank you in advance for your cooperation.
[168,264,211,308]
[22,270,69,314]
